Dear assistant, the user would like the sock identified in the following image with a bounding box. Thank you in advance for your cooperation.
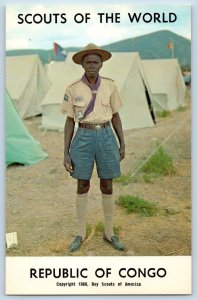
[102,193,115,241]
[76,193,88,240]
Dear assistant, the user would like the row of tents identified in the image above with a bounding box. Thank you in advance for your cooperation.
[6,52,186,165]
[6,53,186,129]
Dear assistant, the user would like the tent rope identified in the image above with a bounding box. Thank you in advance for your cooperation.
[126,112,190,180]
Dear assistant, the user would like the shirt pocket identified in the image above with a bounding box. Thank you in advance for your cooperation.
[101,94,111,115]
[101,97,110,107]
[73,100,87,120]
[101,87,111,108]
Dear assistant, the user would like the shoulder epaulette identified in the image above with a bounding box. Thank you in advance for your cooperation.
[101,76,114,82]
[68,78,82,87]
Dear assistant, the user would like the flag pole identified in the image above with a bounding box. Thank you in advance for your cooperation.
[167,40,174,59]
[171,40,174,58]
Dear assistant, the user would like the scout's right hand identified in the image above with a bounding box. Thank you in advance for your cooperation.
[63,153,73,173]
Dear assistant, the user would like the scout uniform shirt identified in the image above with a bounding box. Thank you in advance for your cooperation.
[61,76,123,123]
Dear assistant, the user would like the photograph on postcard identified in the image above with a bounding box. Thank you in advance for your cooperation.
[5,2,191,295]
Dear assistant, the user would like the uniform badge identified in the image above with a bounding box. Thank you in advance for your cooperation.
[75,96,84,102]
[75,110,84,121]
[64,94,69,101]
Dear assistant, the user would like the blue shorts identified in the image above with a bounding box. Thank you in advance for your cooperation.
[70,125,121,180]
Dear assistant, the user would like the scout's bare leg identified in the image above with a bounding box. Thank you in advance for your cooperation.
[100,179,114,239]
[77,179,90,194]
[76,179,90,239]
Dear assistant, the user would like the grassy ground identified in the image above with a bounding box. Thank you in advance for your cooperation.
[6,89,191,256]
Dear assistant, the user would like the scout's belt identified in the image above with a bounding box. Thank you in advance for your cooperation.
[79,121,110,130]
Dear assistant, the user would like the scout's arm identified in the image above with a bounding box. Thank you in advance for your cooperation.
[64,116,75,172]
[111,112,125,160]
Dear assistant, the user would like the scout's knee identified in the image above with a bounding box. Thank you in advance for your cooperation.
[77,180,90,194]
[100,180,113,194]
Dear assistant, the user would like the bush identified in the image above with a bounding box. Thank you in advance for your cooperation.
[157,110,171,118]
[95,222,122,235]
[95,221,105,233]
[142,144,175,176]
[113,174,131,184]
[177,106,185,112]
[142,174,154,183]
[117,195,158,216]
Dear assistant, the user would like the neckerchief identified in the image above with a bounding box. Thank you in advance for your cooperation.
[81,73,101,120]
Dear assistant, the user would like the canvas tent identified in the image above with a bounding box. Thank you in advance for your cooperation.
[41,60,68,129]
[41,55,83,130]
[142,59,186,111]
[44,60,66,81]
[6,55,51,119]
[101,52,155,130]
[5,89,47,166]
[41,52,155,131]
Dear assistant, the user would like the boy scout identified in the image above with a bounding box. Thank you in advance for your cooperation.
[61,43,125,252]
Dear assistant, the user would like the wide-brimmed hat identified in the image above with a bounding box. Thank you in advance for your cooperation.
[72,43,112,65]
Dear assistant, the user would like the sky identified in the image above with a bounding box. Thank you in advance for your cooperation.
[6,3,191,50]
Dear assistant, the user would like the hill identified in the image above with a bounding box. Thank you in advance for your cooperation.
[6,30,191,68]
[103,30,191,69]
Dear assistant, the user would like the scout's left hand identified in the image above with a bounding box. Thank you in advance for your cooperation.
[119,145,125,161]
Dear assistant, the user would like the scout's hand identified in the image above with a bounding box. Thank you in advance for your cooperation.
[64,153,73,173]
[119,145,125,161]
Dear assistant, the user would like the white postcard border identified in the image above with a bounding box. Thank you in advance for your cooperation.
[6,256,192,295]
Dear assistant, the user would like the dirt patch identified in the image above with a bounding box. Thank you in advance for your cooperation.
[6,89,191,256]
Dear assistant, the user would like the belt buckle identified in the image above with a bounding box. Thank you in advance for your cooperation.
[95,124,101,130]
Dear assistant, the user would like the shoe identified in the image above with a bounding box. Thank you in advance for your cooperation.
[68,235,83,252]
[103,234,125,251]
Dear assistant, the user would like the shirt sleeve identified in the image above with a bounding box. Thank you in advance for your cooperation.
[60,86,74,118]
[110,84,123,114]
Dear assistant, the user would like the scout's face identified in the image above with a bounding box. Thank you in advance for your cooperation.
[82,54,102,78]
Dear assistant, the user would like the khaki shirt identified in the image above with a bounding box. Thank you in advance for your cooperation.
[61,76,122,123]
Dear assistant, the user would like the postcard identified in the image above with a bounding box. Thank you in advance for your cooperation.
[5,2,191,295]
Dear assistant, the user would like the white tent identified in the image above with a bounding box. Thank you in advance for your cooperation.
[142,59,186,111]
[6,55,51,119]
[41,52,155,131]
[44,60,66,82]
[41,55,83,130]
[101,52,155,130]
[41,60,69,130]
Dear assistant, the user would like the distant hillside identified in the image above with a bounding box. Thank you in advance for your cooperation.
[6,30,191,68]
[103,30,191,68]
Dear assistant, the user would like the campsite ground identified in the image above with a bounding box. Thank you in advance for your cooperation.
[6,88,191,257]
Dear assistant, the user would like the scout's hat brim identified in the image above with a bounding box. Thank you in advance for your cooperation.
[72,43,112,65]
